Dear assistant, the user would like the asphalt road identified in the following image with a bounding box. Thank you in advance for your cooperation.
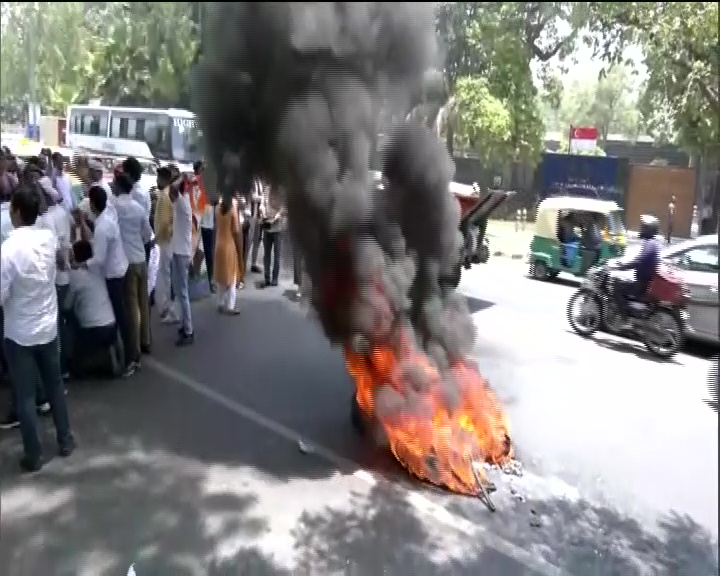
[1,260,717,576]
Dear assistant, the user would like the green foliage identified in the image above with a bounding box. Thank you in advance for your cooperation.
[451,77,512,166]
[588,2,719,154]
[0,2,200,120]
[433,2,593,167]
[543,66,640,142]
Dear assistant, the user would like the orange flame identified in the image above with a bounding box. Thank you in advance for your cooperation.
[344,329,512,494]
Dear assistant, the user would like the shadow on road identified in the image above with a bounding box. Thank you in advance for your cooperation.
[290,480,541,576]
[589,333,684,364]
[0,383,543,576]
[1,430,269,575]
[535,275,582,289]
[465,296,495,314]
[445,492,718,576]
[564,327,717,362]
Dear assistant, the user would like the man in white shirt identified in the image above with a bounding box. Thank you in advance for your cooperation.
[64,240,118,370]
[37,186,74,379]
[113,172,153,368]
[122,156,151,221]
[77,185,133,376]
[76,159,115,228]
[170,176,195,345]
[51,152,75,212]
[0,183,75,471]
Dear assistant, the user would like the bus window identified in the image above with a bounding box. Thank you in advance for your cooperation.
[110,116,131,139]
[69,111,81,134]
[84,111,108,136]
[135,118,146,140]
[171,117,202,164]
[106,110,171,158]
[143,116,171,159]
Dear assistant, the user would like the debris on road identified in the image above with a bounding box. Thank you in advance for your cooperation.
[471,459,497,513]
[297,439,314,454]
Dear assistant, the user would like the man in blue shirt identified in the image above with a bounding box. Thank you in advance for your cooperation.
[611,215,661,325]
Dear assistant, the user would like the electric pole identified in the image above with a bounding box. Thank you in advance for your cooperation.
[27,2,39,141]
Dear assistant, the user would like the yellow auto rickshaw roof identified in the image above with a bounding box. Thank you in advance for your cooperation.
[534,196,623,237]
[537,196,622,215]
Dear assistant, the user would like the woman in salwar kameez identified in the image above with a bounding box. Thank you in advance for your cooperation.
[213,197,244,314]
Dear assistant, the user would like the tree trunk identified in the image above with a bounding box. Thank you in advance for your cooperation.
[445,122,455,156]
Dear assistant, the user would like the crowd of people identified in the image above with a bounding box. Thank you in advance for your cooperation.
[0,146,288,472]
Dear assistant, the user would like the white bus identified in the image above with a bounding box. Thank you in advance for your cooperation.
[65,105,202,172]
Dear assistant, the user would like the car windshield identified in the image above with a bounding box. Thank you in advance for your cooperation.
[171,117,202,164]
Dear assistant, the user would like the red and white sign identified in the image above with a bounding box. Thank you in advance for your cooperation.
[569,125,598,153]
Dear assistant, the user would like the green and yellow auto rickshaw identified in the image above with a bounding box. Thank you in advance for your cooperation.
[529,196,627,280]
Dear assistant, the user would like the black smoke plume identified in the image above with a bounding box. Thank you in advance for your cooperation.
[194,2,476,403]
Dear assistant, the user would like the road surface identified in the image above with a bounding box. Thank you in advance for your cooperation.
[0,261,716,576]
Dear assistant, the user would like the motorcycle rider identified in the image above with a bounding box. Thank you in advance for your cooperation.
[610,214,661,329]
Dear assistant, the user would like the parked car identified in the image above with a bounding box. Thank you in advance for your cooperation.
[660,235,719,346]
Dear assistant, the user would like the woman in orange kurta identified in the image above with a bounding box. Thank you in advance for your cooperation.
[213,196,244,314]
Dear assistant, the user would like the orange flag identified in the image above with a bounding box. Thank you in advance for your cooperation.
[190,174,207,217]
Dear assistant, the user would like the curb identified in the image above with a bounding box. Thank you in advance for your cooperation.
[492,251,527,261]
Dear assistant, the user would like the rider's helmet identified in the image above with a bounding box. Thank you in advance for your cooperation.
[638,214,660,239]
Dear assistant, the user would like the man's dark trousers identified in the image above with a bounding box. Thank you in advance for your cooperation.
[4,336,73,462]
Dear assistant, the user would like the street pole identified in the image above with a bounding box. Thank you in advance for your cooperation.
[27,2,39,141]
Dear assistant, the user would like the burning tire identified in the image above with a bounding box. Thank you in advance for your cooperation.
[567,288,602,337]
[350,395,366,435]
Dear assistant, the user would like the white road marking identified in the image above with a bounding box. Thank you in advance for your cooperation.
[145,356,574,576]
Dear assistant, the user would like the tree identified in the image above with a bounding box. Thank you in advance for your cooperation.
[430,2,592,168]
[81,2,199,108]
[0,2,199,120]
[589,2,719,154]
[552,66,640,144]
[450,76,512,167]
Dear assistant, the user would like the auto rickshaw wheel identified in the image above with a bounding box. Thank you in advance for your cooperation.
[531,260,550,280]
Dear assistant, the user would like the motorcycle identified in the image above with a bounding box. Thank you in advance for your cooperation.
[566,262,690,359]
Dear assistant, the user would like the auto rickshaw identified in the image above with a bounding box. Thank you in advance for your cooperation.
[529,196,626,280]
